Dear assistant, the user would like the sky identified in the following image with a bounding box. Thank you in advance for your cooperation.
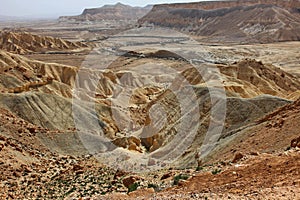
[0,0,213,18]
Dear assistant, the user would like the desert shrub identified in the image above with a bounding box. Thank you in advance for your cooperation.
[211,169,221,175]
[173,174,189,185]
[148,183,160,191]
[196,166,203,171]
[127,182,139,193]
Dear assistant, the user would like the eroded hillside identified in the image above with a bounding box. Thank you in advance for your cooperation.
[0,46,297,169]
[0,31,89,54]
[139,0,300,43]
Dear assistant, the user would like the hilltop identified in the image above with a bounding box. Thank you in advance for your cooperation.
[59,3,152,22]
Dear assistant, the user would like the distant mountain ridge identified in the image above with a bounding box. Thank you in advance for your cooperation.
[146,0,300,11]
[59,3,152,22]
[139,0,300,43]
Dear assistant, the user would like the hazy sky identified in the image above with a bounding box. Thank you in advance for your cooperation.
[0,0,211,18]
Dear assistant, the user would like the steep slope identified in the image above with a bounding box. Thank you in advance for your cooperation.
[204,97,300,164]
[139,0,300,43]
[0,106,131,199]
[59,3,152,22]
[98,99,300,200]
[218,59,300,98]
[0,50,78,98]
[0,31,89,54]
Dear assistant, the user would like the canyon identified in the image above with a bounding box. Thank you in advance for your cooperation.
[0,1,299,199]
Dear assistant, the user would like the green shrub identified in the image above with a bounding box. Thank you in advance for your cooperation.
[211,169,221,175]
[196,166,203,171]
[148,183,160,191]
[128,182,139,193]
[173,174,189,185]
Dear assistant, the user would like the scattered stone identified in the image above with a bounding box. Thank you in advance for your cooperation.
[114,169,127,179]
[148,159,156,166]
[0,144,4,151]
[76,170,85,175]
[250,152,259,156]
[177,179,188,186]
[291,136,300,148]
[73,164,84,171]
[27,127,36,134]
[13,171,21,178]
[122,176,142,188]
[128,187,155,197]
[232,152,244,163]
[161,172,172,180]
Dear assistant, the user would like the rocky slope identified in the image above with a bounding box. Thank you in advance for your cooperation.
[139,0,300,43]
[96,97,300,199]
[59,3,152,22]
[218,59,300,98]
[203,97,300,163]
[0,31,89,54]
[0,107,129,199]
[98,148,300,200]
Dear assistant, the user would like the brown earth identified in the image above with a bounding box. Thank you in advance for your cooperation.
[97,149,300,200]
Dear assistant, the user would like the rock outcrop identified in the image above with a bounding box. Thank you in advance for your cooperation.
[291,136,300,148]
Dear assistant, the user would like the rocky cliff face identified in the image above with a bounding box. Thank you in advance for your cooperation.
[148,0,300,11]
[139,0,300,43]
[59,3,152,22]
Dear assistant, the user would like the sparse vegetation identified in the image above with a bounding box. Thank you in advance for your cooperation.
[196,166,203,171]
[128,182,139,193]
[211,169,222,175]
[173,174,190,185]
[148,183,160,191]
